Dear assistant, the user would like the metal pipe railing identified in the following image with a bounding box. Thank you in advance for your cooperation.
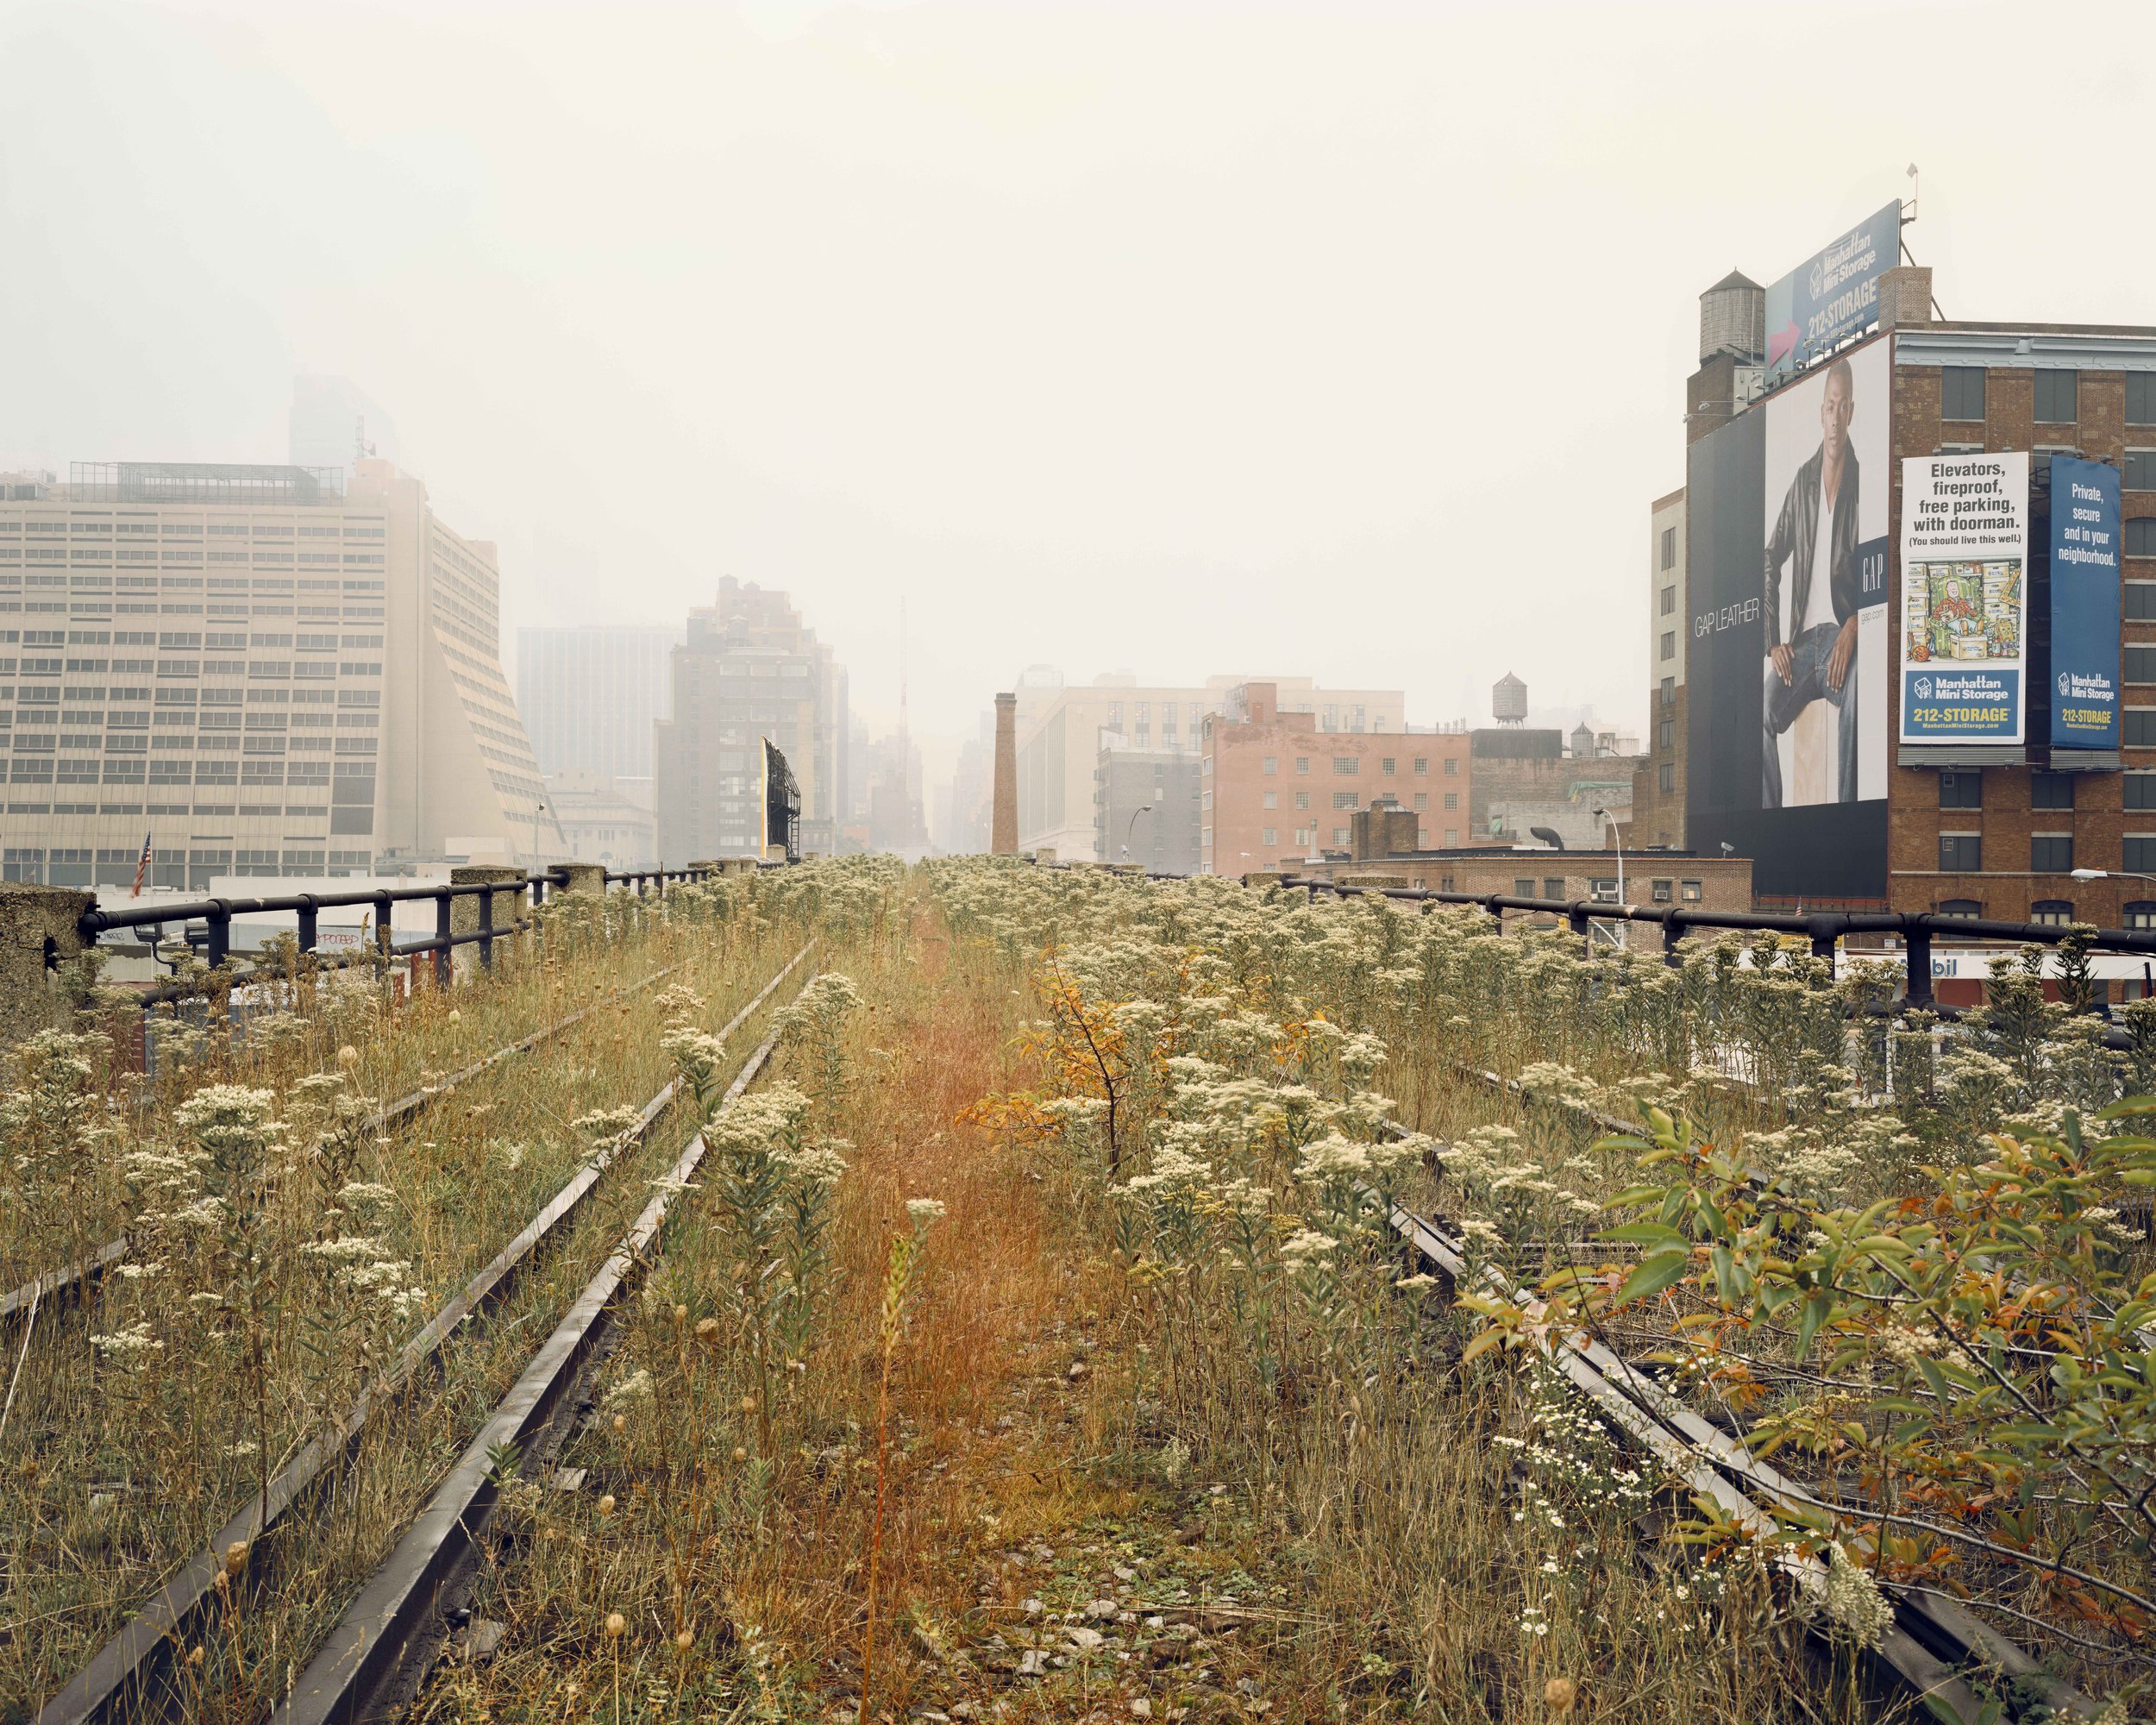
[71,866,715,1003]
[1273,875,2156,1012]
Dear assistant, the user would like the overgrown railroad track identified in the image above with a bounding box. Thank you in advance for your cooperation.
[266,982,812,1722]
[1387,1191,2103,1721]
[28,946,814,1724]
[0,952,703,1336]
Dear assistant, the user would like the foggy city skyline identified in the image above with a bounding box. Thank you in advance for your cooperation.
[9,0,2156,799]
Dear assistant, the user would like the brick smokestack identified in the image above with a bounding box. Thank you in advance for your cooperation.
[992,692,1018,855]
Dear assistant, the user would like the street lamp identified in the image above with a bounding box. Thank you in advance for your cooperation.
[2071,869,2156,883]
[1125,804,1153,861]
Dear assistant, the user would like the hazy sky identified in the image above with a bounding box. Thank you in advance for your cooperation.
[7,0,2156,800]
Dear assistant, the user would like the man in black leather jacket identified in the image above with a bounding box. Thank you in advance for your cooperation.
[1762,356,1861,806]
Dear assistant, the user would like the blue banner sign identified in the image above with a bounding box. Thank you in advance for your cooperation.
[2049,455,2122,749]
[1764,202,1901,382]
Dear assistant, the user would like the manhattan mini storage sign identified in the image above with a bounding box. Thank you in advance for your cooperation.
[1899,452,2029,744]
[2049,455,2122,750]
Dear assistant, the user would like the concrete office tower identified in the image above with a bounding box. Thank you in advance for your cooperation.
[348,459,561,867]
[517,625,677,779]
[0,457,558,890]
[992,693,1018,854]
[1014,672,1407,860]
[654,579,846,862]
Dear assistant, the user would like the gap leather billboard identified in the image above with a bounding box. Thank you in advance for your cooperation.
[1764,201,1901,383]
[2047,455,2122,750]
[1897,453,2028,745]
[1685,338,1890,898]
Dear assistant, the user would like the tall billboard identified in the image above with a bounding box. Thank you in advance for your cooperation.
[1898,454,2029,746]
[2048,455,2122,750]
[1764,202,1901,383]
[1687,337,1890,897]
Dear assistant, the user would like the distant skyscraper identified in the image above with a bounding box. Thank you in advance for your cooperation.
[290,377,398,483]
[654,579,846,861]
[517,626,678,780]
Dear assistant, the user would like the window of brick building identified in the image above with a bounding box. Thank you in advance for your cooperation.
[2128,707,2156,747]
[2035,369,2078,423]
[1659,762,1676,793]
[1413,756,1429,775]
[1443,791,1457,810]
[2031,772,2075,810]
[1332,791,1357,809]
[2031,833,2074,873]
[1940,832,1982,871]
[1659,675,1675,706]
[1940,769,1982,809]
[1938,899,1983,919]
[1513,877,1535,898]
[1444,757,1459,775]
[2126,450,2156,491]
[2031,900,2075,926]
[1332,826,1350,845]
[2128,900,2156,930]
[1332,756,1357,775]
[1651,878,1672,903]
[1660,630,1676,661]
[1413,792,1428,811]
[2129,773,2156,812]
[2128,836,2156,874]
[1659,586,1676,615]
[1381,756,1396,775]
[2128,646,2156,685]
[1294,756,1310,774]
[2132,374,2156,426]
[1545,877,1567,900]
[2128,519,2156,557]
[1262,827,1276,846]
[1294,790,1309,810]
[2128,584,2156,620]
[1261,755,1276,774]
[1444,831,1457,846]
[1659,525,1676,570]
[1681,880,1702,901]
[1658,717,1674,749]
[1262,790,1277,809]
[1941,367,1985,421]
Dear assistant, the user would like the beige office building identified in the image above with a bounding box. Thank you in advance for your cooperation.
[1013,671,1408,860]
[0,458,560,890]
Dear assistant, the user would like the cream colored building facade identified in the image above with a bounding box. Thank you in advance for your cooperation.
[1014,671,1408,860]
[0,459,560,891]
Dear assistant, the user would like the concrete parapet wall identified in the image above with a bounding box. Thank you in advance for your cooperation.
[560,863,608,895]
[450,867,528,980]
[0,884,95,1048]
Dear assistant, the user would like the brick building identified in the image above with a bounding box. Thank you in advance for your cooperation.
[1199,681,1470,874]
[1669,221,2156,928]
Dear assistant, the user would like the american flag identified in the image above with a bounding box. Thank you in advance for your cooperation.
[129,831,153,900]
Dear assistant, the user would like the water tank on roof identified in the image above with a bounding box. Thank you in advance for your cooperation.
[1700,271,1764,365]
[1492,672,1528,725]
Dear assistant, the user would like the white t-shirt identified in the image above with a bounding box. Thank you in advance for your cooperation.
[1802,480,1839,637]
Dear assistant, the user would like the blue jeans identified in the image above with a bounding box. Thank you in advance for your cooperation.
[1762,622,1857,806]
